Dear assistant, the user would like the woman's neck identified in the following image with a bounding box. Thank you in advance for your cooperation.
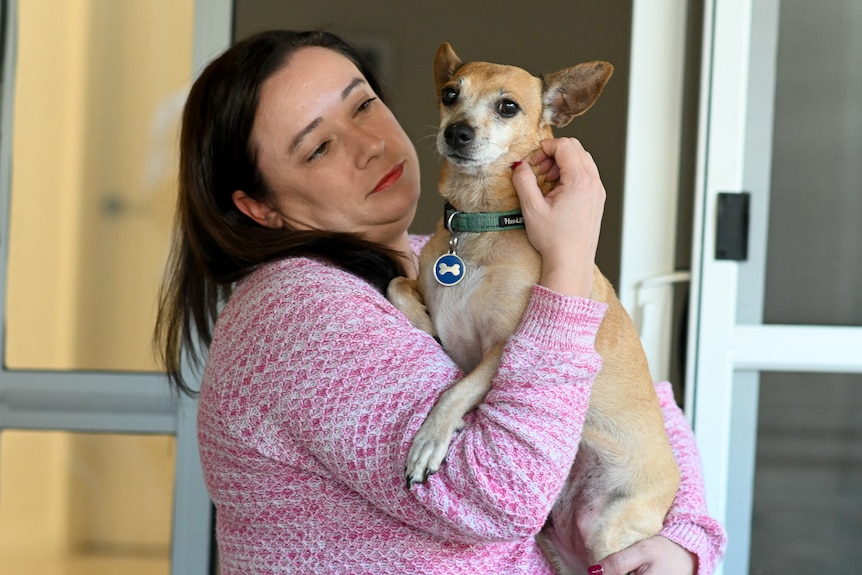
[393,234,419,279]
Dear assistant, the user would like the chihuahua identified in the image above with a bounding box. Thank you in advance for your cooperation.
[388,43,680,573]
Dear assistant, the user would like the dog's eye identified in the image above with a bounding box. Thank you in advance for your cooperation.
[497,100,520,118]
[441,87,459,106]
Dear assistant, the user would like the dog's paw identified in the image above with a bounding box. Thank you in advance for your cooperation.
[404,413,462,488]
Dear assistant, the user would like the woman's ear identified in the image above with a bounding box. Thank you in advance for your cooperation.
[232,190,283,228]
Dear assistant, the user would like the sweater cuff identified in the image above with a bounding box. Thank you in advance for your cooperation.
[516,285,608,350]
[660,518,727,575]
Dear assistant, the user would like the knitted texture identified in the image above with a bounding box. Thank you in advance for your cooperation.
[654,382,728,574]
[198,249,725,574]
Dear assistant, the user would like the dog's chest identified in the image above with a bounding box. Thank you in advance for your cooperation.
[423,265,488,371]
[421,239,540,373]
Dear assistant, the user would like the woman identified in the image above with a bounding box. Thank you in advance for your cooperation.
[155,30,726,574]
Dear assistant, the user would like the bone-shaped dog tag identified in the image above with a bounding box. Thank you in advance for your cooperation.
[434,253,465,286]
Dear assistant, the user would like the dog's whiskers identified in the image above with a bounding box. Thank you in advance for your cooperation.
[418,126,442,151]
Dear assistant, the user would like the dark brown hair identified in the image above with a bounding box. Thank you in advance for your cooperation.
[154,30,407,395]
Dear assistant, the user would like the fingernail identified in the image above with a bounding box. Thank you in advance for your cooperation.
[588,566,604,575]
[511,161,523,169]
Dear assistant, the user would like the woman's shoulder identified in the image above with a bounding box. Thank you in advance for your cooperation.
[219,257,395,336]
[209,256,399,370]
[238,256,382,302]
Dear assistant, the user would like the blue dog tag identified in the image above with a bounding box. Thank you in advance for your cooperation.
[434,253,465,286]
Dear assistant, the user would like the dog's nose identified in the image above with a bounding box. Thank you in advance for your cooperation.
[444,123,475,149]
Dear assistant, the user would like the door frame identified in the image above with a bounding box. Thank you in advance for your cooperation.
[0,1,231,572]
[685,0,862,573]
[617,0,690,385]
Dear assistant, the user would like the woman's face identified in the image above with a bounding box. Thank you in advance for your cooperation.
[245,47,421,248]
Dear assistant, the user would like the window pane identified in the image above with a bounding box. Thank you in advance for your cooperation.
[4,0,194,370]
[763,0,862,326]
[0,431,174,574]
[751,373,862,573]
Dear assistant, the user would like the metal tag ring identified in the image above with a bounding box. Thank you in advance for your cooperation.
[445,209,460,233]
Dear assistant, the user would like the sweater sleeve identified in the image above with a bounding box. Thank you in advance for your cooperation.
[407,286,608,542]
[240,260,607,545]
[655,382,728,574]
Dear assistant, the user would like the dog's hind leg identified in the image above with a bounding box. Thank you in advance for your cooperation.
[582,492,666,565]
[569,447,669,565]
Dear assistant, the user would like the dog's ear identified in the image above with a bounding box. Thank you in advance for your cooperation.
[542,61,614,128]
[434,42,463,94]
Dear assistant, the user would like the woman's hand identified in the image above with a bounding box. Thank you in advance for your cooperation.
[511,138,606,298]
[589,535,698,575]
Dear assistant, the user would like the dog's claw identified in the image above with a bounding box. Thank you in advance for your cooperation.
[404,412,462,487]
[406,466,437,490]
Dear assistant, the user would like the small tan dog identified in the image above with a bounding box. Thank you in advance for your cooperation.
[388,43,679,573]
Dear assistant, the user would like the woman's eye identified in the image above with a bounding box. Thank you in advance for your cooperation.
[497,100,520,118]
[309,141,329,161]
[441,87,458,106]
[357,97,378,113]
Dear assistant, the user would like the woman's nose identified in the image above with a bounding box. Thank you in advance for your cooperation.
[354,127,385,167]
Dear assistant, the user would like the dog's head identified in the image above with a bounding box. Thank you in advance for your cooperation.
[433,42,613,175]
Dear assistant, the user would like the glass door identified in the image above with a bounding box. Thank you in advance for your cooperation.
[0,1,231,573]
[687,1,862,573]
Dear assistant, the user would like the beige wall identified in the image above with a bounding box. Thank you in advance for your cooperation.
[6,0,193,371]
[6,0,89,368]
[1,0,192,565]
[234,0,633,285]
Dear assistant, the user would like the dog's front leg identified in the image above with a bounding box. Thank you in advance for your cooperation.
[387,277,437,337]
[405,342,505,487]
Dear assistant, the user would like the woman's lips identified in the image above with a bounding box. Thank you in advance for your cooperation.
[372,162,404,193]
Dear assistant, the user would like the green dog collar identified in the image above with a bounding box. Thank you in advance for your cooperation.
[444,202,525,233]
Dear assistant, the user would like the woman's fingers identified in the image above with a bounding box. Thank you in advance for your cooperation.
[510,138,606,297]
[591,536,698,575]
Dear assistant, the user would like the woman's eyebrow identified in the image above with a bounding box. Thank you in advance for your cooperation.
[291,118,322,154]
[341,77,366,100]
[290,77,368,154]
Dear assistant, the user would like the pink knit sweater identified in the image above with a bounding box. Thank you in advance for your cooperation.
[198,243,726,574]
